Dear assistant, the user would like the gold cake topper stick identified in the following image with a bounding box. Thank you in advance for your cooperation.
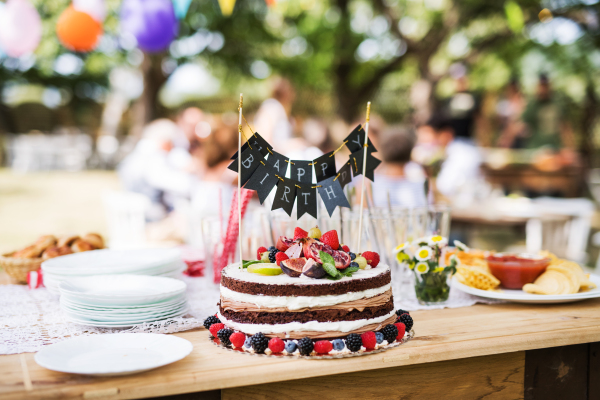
[356,101,371,252]
[238,93,243,268]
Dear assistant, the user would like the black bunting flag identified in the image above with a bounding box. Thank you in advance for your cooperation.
[317,176,351,217]
[230,132,272,159]
[336,161,353,189]
[344,124,377,153]
[227,146,263,186]
[271,177,296,217]
[350,149,381,182]
[290,160,313,184]
[296,183,318,219]
[314,151,336,182]
[266,150,289,177]
[244,163,279,204]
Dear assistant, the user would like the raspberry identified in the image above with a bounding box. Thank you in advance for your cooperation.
[203,315,219,329]
[362,251,380,267]
[345,334,362,352]
[256,246,268,260]
[342,245,350,253]
[297,337,314,356]
[381,324,398,344]
[293,227,308,240]
[314,340,333,354]
[398,313,413,331]
[321,230,340,250]
[268,337,285,353]
[251,333,269,354]
[230,332,246,348]
[209,323,225,337]
[275,252,289,266]
[395,323,406,341]
[361,331,377,350]
[217,328,233,346]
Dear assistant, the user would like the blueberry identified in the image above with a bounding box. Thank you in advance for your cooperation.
[349,252,356,260]
[375,332,384,344]
[268,246,276,252]
[350,261,359,268]
[244,337,252,348]
[332,339,345,351]
[285,340,297,353]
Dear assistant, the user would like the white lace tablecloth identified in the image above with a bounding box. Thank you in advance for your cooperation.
[0,275,501,355]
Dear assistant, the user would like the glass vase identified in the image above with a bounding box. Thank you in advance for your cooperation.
[413,268,453,305]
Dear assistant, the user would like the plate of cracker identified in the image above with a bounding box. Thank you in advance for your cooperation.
[449,246,600,304]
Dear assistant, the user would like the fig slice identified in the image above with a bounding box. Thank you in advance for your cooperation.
[280,257,307,277]
[276,236,294,252]
[285,243,303,259]
[301,258,326,279]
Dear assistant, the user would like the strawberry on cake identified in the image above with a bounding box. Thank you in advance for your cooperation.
[205,226,414,357]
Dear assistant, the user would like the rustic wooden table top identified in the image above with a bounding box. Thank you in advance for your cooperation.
[2,298,600,400]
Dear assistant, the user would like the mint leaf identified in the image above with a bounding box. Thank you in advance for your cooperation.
[319,250,335,266]
[341,266,359,275]
[242,260,262,268]
[325,272,343,280]
[322,262,340,278]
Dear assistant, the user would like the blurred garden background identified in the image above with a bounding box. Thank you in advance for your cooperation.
[2,0,600,267]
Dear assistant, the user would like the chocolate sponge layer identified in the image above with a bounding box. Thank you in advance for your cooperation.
[219,298,394,325]
[221,269,391,297]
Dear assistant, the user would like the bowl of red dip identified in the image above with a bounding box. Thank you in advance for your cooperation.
[486,253,551,289]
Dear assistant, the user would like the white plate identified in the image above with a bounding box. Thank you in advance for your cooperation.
[34,333,193,376]
[64,308,189,327]
[60,297,187,314]
[63,305,189,323]
[58,275,186,305]
[452,274,600,303]
[42,248,182,275]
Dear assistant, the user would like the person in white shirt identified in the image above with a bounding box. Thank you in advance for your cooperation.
[372,126,427,208]
[253,78,296,149]
[427,115,482,197]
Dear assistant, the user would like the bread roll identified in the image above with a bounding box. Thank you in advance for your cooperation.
[42,246,74,260]
[12,245,43,259]
[82,233,104,249]
[57,235,80,247]
[34,235,57,253]
[71,239,95,252]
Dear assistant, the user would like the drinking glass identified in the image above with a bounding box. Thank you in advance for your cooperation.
[426,204,451,237]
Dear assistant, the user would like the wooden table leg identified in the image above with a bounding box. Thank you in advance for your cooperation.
[222,352,525,400]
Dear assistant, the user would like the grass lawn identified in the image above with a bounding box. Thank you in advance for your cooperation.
[0,169,120,254]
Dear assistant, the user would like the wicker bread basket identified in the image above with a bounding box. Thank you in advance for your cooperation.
[0,253,42,284]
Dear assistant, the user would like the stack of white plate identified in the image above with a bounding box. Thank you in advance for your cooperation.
[59,275,188,328]
[42,248,185,294]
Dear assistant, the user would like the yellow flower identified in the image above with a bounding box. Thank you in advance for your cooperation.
[393,242,409,254]
[427,235,448,247]
[396,251,410,264]
[415,262,429,274]
[434,266,445,273]
[415,246,433,261]
[408,261,415,270]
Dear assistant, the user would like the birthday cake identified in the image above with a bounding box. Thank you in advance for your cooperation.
[205,226,413,357]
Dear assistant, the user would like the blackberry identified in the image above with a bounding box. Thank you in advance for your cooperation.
[375,332,384,344]
[268,246,276,252]
[297,337,314,356]
[396,309,409,317]
[399,314,413,332]
[285,340,297,354]
[349,252,356,260]
[382,324,398,344]
[345,334,362,352]
[217,328,233,346]
[268,248,279,263]
[203,315,219,330]
[251,332,269,354]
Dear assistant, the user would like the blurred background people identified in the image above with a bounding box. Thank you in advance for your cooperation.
[496,78,526,148]
[254,78,296,149]
[118,119,193,221]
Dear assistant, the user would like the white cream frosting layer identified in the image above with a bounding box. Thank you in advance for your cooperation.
[220,283,392,310]
[217,310,396,335]
[223,263,389,285]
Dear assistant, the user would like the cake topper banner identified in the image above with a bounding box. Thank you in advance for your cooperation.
[227,124,381,218]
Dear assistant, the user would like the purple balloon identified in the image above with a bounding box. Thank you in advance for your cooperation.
[120,0,178,53]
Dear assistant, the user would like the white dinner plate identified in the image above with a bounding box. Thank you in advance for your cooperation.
[58,275,186,305]
[34,333,193,376]
[63,306,189,323]
[41,248,182,275]
[452,273,600,304]
[61,302,188,319]
[59,297,187,314]
[64,308,189,327]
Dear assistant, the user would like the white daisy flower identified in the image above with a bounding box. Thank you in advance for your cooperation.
[393,242,409,254]
[427,235,448,248]
[449,254,461,267]
[415,246,433,261]
[414,237,429,246]
[415,262,429,274]
[454,240,470,252]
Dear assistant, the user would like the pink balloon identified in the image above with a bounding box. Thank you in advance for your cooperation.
[0,0,42,57]
[73,0,106,23]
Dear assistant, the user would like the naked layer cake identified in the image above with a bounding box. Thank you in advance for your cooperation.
[205,226,414,356]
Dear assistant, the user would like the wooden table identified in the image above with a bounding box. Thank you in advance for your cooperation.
[1,299,599,400]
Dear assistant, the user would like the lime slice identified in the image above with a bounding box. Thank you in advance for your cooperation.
[248,263,283,276]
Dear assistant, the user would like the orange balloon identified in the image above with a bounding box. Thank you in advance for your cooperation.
[56,6,102,52]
